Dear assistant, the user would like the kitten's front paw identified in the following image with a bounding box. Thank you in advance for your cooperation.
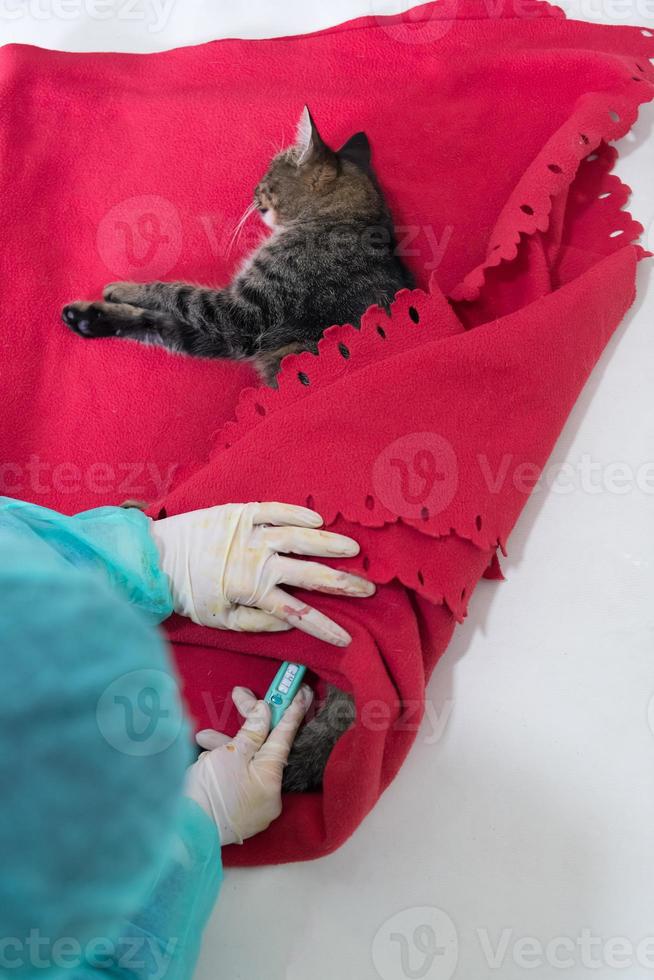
[103,281,142,305]
[62,301,122,338]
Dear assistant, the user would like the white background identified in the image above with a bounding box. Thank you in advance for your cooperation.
[2,2,653,978]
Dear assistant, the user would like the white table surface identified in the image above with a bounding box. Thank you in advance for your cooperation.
[3,3,653,978]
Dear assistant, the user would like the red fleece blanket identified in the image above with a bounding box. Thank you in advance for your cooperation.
[1,2,652,865]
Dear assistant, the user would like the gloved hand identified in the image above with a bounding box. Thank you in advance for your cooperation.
[185,685,313,845]
[149,502,374,646]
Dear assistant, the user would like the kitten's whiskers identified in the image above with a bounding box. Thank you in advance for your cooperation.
[228,200,258,256]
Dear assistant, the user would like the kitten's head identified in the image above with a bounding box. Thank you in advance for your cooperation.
[254,107,382,229]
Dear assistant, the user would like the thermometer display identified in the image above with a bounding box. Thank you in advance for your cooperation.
[264,661,307,727]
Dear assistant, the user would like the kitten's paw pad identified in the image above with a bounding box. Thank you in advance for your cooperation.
[62,302,121,338]
[103,282,141,304]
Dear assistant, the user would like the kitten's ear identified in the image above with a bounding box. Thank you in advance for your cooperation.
[296,105,335,167]
[338,132,372,173]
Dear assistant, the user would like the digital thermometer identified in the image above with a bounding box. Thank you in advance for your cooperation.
[264,661,307,727]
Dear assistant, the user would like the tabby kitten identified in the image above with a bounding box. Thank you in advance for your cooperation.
[62,107,414,382]
[62,108,414,791]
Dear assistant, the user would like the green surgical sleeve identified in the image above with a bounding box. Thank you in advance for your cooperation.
[0,497,173,625]
[70,799,223,980]
[93,799,223,980]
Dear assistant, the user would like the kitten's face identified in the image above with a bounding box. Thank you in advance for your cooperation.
[254,148,306,229]
[254,108,380,229]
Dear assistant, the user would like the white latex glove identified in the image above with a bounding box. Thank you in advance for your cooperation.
[185,685,313,845]
[149,502,374,646]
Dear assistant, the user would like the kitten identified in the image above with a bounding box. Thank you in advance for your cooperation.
[62,108,414,791]
[62,107,414,383]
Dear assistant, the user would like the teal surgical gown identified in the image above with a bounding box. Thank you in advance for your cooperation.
[0,497,223,980]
